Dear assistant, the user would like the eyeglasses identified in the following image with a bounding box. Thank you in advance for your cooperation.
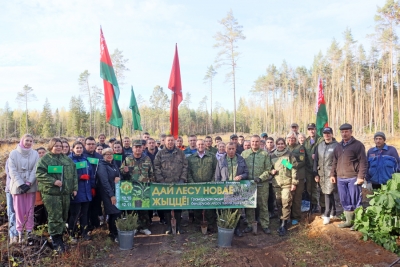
[104,153,113,156]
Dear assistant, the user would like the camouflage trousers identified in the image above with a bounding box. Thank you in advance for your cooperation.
[246,182,270,228]
[273,185,292,221]
[42,194,70,236]
[306,170,325,207]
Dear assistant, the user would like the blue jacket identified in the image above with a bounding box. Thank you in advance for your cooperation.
[366,144,399,185]
[69,153,95,203]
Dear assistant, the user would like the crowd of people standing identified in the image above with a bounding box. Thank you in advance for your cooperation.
[5,124,399,253]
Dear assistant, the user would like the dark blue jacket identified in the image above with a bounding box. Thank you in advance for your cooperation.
[144,147,159,167]
[366,144,399,185]
[69,153,95,203]
[83,150,103,178]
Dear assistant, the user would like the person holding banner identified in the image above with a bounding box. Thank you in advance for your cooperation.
[112,141,125,168]
[241,135,273,235]
[270,138,298,236]
[68,141,95,242]
[121,140,153,236]
[215,142,248,237]
[36,138,78,253]
[83,136,104,230]
[154,135,188,234]
[97,148,121,242]
[188,139,218,232]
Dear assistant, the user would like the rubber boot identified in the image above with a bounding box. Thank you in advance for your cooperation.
[164,212,172,234]
[278,220,287,236]
[234,221,243,237]
[338,211,354,228]
[51,235,62,253]
[58,235,66,252]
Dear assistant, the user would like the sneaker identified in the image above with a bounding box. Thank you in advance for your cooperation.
[330,215,339,220]
[140,229,151,236]
[291,219,299,225]
[323,216,330,225]
[114,237,119,243]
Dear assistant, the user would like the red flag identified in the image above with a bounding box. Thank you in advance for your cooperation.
[168,44,183,139]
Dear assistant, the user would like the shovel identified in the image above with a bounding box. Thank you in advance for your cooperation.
[201,210,208,235]
[171,210,177,235]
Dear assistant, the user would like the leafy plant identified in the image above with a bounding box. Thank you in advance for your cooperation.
[133,182,150,200]
[115,212,139,231]
[354,174,400,254]
[217,209,241,229]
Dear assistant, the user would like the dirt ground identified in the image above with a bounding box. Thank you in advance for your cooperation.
[86,211,399,267]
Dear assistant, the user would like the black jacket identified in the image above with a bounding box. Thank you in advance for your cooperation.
[96,160,120,215]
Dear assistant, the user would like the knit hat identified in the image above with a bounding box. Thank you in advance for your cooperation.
[374,132,386,140]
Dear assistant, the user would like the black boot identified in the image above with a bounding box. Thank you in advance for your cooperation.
[320,207,326,215]
[58,235,65,252]
[278,220,288,236]
[234,221,243,237]
[176,212,183,234]
[164,212,172,234]
[52,235,64,254]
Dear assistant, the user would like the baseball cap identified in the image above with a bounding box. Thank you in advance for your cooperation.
[322,127,333,134]
[307,123,316,129]
[132,140,142,146]
[290,123,299,127]
[260,132,268,138]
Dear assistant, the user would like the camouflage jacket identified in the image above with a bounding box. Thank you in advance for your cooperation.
[120,154,154,182]
[288,144,308,181]
[270,148,298,187]
[154,146,188,183]
[187,151,217,183]
[241,149,272,182]
[304,135,323,172]
[36,153,78,196]
[205,146,218,155]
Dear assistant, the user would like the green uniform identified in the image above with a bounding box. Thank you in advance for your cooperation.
[188,151,217,226]
[205,146,218,155]
[241,149,272,229]
[288,144,307,221]
[121,154,153,229]
[304,135,324,206]
[36,153,78,236]
[270,148,298,220]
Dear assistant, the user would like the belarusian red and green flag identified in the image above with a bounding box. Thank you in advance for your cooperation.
[315,77,328,136]
[100,28,123,128]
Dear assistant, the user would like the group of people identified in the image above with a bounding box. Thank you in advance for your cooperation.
[5,124,399,253]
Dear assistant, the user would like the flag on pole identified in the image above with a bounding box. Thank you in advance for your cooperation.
[100,27,123,128]
[129,86,142,131]
[168,44,183,139]
[315,77,328,136]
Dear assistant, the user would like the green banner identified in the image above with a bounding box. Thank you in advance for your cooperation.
[115,181,257,210]
[75,161,87,169]
[87,157,99,165]
[48,166,63,174]
[113,154,122,161]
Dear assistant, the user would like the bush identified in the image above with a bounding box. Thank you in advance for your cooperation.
[217,209,241,229]
[354,174,400,254]
[115,212,139,231]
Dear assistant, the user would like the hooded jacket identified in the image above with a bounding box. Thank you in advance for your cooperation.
[68,153,95,203]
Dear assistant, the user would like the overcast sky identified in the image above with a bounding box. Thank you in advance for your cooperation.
[0,0,384,112]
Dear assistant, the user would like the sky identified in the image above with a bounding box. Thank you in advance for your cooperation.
[0,0,385,113]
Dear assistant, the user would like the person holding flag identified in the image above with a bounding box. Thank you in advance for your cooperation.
[36,138,78,253]
[68,141,95,242]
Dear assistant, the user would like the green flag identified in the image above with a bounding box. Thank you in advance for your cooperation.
[48,166,63,174]
[75,161,87,169]
[129,86,142,131]
[114,154,122,161]
[87,157,99,165]
[281,159,292,170]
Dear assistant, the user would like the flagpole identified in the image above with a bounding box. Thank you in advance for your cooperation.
[117,127,127,165]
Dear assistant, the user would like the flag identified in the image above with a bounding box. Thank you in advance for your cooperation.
[315,77,328,136]
[75,161,87,170]
[129,86,142,131]
[87,157,99,165]
[113,154,122,161]
[168,44,183,139]
[100,28,123,128]
[48,166,63,174]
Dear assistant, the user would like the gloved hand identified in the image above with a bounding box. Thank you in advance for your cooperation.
[254,177,262,183]
[80,174,90,180]
[19,184,30,193]
[91,188,96,197]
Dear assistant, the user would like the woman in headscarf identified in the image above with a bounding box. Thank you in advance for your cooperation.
[269,138,298,236]
[8,134,39,243]
[36,138,78,253]
[68,141,95,242]
[215,142,226,161]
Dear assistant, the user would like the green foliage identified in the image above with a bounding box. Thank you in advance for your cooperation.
[217,209,241,229]
[115,211,139,231]
[354,174,400,254]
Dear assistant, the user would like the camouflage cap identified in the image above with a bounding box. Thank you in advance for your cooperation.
[132,140,142,146]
